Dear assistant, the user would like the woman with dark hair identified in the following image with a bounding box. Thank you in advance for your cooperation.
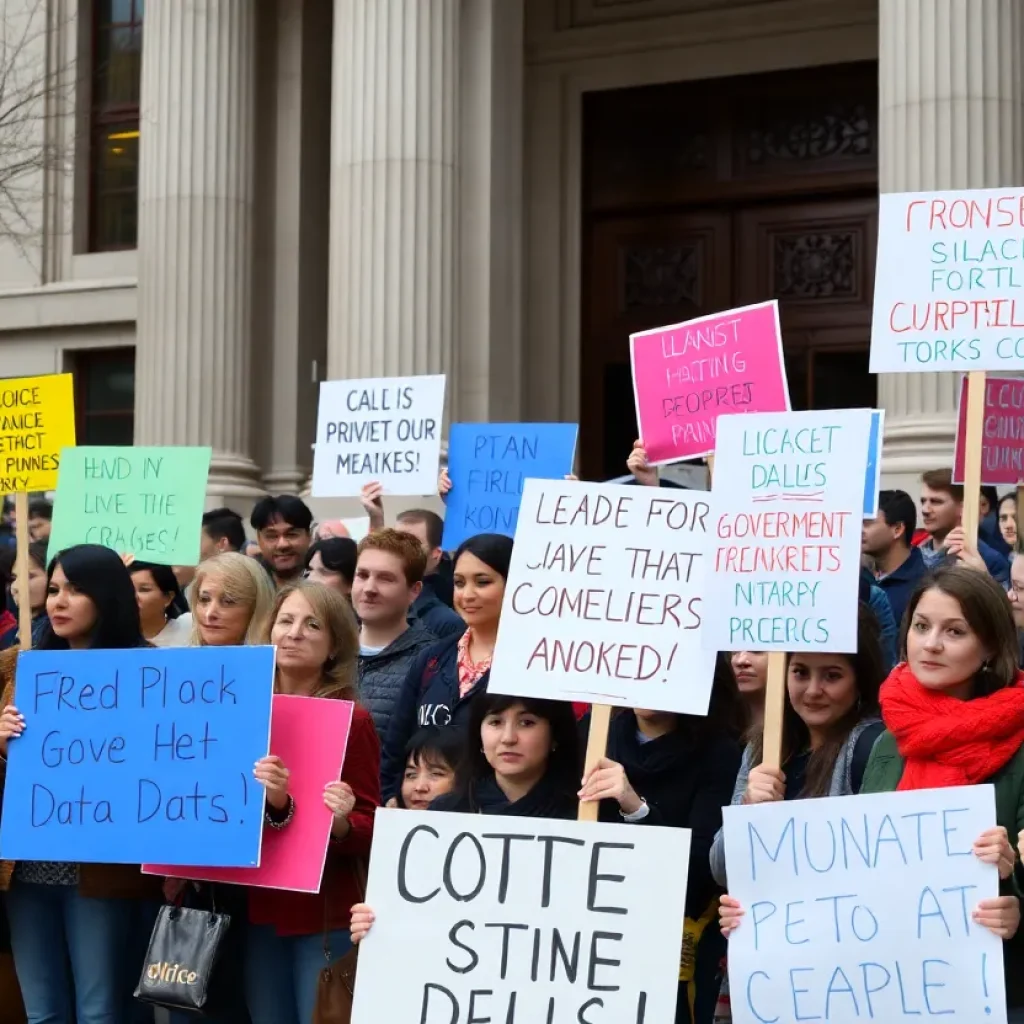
[304,537,357,599]
[0,544,163,1024]
[397,726,463,810]
[350,693,580,943]
[577,657,744,1024]
[379,533,515,801]
[128,558,193,647]
[857,566,1024,1018]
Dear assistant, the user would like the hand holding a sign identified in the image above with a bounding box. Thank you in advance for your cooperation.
[438,467,452,497]
[0,704,24,756]
[944,526,989,574]
[577,756,643,815]
[324,780,356,838]
[626,439,657,487]
[254,755,290,811]
[973,825,1016,879]
[742,764,785,805]
[718,894,744,936]
[973,896,1021,940]
[350,902,375,943]
[359,482,385,530]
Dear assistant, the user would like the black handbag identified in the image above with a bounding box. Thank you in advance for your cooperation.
[134,896,232,1014]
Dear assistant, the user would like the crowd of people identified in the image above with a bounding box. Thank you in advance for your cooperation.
[0,443,1023,1024]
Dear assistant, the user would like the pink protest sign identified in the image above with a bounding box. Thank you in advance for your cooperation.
[144,694,352,893]
[954,375,1024,485]
[630,300,790,465]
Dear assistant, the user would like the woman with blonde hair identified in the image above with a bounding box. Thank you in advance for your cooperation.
[244,581,380,1024]
[190,551,276,648]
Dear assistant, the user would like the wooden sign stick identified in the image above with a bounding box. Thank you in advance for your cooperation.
[961,370,987,547]
[14,492,31,652]
[760,652,788,770]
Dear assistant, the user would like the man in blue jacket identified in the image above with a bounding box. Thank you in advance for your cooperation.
[862,488,928,628]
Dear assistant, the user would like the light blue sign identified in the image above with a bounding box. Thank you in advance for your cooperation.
[442,423,579,549]
[0,646,275,866]
[864,411,883,517]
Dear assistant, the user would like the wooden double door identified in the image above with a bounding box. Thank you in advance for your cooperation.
[580,63,879,480]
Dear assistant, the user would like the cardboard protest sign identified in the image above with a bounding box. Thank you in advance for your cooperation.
[352,809,690,1024]
[0,646,275,866]
[312,375,446,496]
[144,695,352,892]
[723,786,1005,1024]
[953,375,1024,485]
[872,188,1024,373]
[47,446,211,565]
[441,423,579,548]
[489,478,717,714]
[703,408,872,654]
[0,373,75,493]
[630,301,790,465]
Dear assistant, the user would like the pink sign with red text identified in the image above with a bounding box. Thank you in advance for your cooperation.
[630,300,790,465]
[144,694,353,893]
[953,374,1024,485]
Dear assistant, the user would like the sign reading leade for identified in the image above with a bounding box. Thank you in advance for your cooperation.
[703,408,872,654]
[723,787,1006,1024]
[352,809,690,1024]
[312,375,445,496]
[872,188,1024,373]
[488,479,717,715]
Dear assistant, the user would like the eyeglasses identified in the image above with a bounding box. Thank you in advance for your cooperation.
[1009,582,1024,598]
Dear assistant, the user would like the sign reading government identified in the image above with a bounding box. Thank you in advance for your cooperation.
[872,188,1024,373]
[0,646,275,866]
[0,373,75,493]
[703,408,872,654]
[488,478,717,715]
[312,375,446,497]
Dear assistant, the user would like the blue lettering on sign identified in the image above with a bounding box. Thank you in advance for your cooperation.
[441,423,579,549]
[0,646,274,867]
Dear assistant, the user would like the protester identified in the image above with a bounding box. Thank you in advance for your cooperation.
[379,533,514,800]
[980,486,1012,556]
[860,566,898,670]
[351,694,580,944]
[127,559,193,647]
[314,519,350,540]
[304,537,357,598]
[918,469,1009,584]
[1000,492,1019,555]
[710,602,888,888]
[250,495,313,588]
[26,498,51,543]
[0,551,14,650]
[244,582,379,1024]
[395,726,462,810]
[190,552,276,647]
[625,438,690,488]
[860,566,1024,1016]
[0,545,163,1024]
[200,507,248,559]
[862,488,928,626]
[395,508,461,633]
[578,656,745,1024]
[730,650,768,728]
[0,542,48,650]
[352,530,437,736]
[1010,556,1024,664]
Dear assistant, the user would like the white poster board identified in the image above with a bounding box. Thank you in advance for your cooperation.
[311,375,445,497]
[702,408,872,653]
[872,188,1024,373]
[723,787,1006,1024]
[352,809,691,1024]
[488,478,717,714]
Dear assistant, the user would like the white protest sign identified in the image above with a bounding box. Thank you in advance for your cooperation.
[872,188,1024,373]
[723,786,1005,1024]
[702,408,872,654]
[352,808,690,1024]
[488,478,717,714]
[311,375,445,497]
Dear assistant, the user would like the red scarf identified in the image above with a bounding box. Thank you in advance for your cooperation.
[881,662,1024,791]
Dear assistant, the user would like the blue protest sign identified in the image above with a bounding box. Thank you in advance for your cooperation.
[863,411,884,517]
[442,423,579,549]
[0,646,275,866]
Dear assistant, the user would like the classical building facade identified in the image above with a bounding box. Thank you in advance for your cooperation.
[0,0,1018,511]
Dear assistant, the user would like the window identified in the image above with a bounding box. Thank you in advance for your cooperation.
[89,1,144,251]
[73,348,136,444]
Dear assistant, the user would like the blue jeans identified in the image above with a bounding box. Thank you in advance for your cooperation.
[6,880,139,1024]
[244,924,351,1024]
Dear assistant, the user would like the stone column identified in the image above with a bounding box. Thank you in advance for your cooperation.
[327,0,460,397]
[135,0,262,501]
[878,0,1024,492]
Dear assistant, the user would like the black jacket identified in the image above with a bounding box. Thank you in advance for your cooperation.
[358,625,438,737]
[411,588,465,640]
[597,710,741,921]
[380,632,488,800]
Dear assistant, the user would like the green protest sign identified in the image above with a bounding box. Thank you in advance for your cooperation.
[49,447,212,565]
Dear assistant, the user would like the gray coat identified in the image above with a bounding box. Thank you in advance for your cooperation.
[358,625,439,737]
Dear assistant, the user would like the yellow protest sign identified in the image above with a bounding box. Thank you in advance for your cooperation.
[0,373,76,492]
